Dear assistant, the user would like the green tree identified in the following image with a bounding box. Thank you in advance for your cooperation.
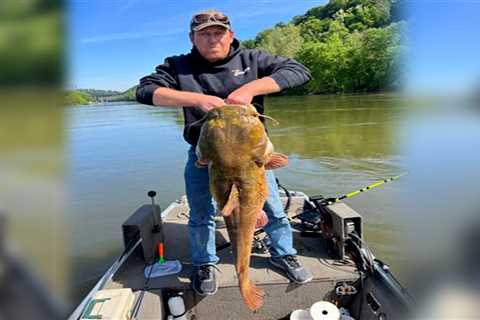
[65,91,94,106]
[241,39,257,49]
[297,20,405,93]
[256,24,303,58]
[298,16,333,42]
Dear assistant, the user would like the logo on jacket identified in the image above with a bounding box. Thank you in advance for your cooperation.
[232,67,250,77]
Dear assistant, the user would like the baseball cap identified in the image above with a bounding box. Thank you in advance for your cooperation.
[190,10,231,32]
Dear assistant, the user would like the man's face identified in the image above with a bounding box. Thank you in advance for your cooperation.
[190,26,234,63]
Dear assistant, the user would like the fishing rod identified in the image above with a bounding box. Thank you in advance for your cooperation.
[253,172,407,237]
[319,172,407,206]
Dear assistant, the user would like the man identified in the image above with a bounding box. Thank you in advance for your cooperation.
[136,9,313,296]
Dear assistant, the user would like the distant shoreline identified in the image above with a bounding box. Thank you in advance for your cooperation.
[68,91,400,107]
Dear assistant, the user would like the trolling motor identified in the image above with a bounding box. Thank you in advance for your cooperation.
[296,174,414,319]
[296,195,363,260]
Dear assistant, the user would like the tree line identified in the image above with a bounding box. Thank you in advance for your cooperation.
[242,0,406,94]
[65,87,136,106]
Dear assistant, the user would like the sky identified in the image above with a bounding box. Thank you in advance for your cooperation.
[69,0,480,94]
[406,1,480,95]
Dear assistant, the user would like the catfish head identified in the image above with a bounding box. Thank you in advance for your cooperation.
[196,104,287,170]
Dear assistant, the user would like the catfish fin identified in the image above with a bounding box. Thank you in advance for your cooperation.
[255,210,269,229]
[195,159,209,169]
[254,137,273,168]
[195,143,209,168]
[221,184,239,217]
[265,152,289,170]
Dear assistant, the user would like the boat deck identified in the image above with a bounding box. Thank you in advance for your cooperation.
[104,194,359,319]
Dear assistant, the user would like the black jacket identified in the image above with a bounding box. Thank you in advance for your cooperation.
[136,39,311,146]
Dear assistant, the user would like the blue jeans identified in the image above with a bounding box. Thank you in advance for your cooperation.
[184,147,297,266]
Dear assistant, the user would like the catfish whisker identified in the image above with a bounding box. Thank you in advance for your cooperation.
[188,114,209,127]
[257,114,279,126]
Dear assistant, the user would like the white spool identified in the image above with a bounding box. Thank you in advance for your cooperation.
[168,296,187,320]
[310,301,341,320]
[290,309,313,320]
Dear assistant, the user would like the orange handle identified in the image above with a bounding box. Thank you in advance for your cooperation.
[158,242,165,263]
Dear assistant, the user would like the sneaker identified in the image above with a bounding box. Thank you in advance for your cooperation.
[191,265,218,296]
[269,255,313,284]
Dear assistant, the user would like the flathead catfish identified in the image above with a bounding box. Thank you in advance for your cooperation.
[196,104,288,311]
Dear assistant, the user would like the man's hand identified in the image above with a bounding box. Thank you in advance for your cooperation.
[225,77,280,105]
[225,86,254,105]
[196,94,225,112]
[152,88,225,112]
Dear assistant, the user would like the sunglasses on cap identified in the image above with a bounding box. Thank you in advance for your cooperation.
[191,12,230,26]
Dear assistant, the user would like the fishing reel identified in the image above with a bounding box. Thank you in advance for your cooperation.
[296,195,331,232]
[252,234,271,254]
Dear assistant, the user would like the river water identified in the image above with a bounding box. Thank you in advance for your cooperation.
[66,94,480,307]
